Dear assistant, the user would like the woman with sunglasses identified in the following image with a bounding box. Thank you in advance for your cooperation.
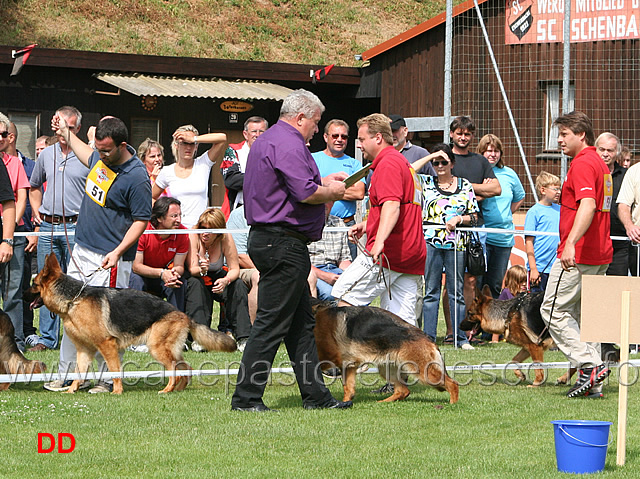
[152,125,227,228]
[411,143,479,349]
[476,134,525,299]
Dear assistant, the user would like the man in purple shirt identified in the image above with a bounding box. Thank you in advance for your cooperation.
[232,89,350,412]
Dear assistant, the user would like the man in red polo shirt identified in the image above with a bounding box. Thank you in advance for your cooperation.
[129,196,189,313]
[333,113,426,326]
[540,111,612,398]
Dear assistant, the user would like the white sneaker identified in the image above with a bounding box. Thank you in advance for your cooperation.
[127,344,149,353]
[461,343,475,350]
[88,381,113,394]
[191,341,205,352]
[25,334,41,348]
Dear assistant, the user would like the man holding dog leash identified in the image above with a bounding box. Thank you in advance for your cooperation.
[540,111,612,399]
[46,115,151,394]
[332,113,426,326]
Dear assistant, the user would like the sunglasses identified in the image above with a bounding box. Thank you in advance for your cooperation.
[0,131,9,138]
[432,160,450,167]
[330,133,348,140]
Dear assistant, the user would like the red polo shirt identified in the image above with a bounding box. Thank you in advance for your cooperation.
[137,223,189,268]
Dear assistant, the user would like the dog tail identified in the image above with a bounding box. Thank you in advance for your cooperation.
[4,353,46,375]
[189,322,237,352]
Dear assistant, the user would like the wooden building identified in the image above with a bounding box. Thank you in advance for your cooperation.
[0,46,377,161]
[358,0,640,203]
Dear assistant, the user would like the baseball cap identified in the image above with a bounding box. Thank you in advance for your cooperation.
[389,114,406,130]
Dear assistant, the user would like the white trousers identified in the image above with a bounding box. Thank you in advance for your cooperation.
[57,245,132,380]
[331,253,422,326]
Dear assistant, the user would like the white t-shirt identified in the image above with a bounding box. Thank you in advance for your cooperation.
[155,152,214,228]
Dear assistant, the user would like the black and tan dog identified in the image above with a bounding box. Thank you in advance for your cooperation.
[312,301,458,404]
[25,254,236,394]
[0,312,46,391]
[460,285,573,386]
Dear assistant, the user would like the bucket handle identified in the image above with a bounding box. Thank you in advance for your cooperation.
[559,426,612,448]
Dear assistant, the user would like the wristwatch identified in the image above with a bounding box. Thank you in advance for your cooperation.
[1,238,14,247]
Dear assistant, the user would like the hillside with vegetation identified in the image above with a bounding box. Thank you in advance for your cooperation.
[0,0,445,66]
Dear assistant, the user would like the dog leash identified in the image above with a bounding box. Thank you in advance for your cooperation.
[70,266,104,304]
[535,267,565,345]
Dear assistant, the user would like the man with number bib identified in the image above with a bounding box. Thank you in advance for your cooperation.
[45,116,151,394]
[540,111,613,399]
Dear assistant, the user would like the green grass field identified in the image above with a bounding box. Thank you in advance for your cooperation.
[2,336,639,478]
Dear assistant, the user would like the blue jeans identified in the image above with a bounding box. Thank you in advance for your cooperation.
[482,243,512,298]
[423,243,468,345]
[315,264,343,301]
[1,228,26,350]
[36,221,76,349]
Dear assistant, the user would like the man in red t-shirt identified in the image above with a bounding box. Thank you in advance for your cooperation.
[129,197,189,312]
[540,111,612,398]
[333,113,426,326]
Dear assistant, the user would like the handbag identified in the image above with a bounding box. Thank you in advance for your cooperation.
[465,215,486,276]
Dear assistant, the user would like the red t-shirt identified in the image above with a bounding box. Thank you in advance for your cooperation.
[366,146,426,275]
[558,146,613,265]
[137,223,190,268]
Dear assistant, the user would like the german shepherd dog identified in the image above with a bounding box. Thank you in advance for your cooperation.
[24,254,236,394]
[312,301,459,404]
[0,312,46,390]
[460,285,573,386]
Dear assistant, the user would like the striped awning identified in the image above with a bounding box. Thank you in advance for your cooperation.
[95,72,292,101]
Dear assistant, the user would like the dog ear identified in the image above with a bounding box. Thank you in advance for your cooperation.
[45,254,62,274]
[481,284,492,298]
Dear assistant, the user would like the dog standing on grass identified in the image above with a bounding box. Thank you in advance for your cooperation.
[24,254,236,394]
[313,301,459,404]
[460,285,574,386]
[0,312,45,390]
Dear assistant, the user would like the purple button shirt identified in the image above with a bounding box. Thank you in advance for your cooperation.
[244,120,325,241]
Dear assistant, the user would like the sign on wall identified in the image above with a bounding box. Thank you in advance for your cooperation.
[506,0,639,44]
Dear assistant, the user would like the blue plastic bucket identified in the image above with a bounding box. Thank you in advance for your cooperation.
[551,420,612,474]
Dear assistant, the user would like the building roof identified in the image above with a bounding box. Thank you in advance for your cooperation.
[0,46,361,85]
[96,73,293,100]
[361,0,488,61]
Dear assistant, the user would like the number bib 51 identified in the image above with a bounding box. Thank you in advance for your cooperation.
[86,160,118,206]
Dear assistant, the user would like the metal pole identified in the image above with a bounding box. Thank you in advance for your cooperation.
[443,0,453,142]
[472,0,538,201]
[561,0,572,181]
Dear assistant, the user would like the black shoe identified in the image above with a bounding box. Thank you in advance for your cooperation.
[322,367,341,379]
[303,398,353,410]
[567,364,610,398]
[231,404,277,412]
[371,383,394,394]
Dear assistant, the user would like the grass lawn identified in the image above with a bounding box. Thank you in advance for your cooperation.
[2,338,639,477]
[2,305,639,477]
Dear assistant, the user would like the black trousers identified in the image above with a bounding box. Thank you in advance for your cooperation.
[231,227,333,409]
[607,240,631,276]
[185,272,251,340]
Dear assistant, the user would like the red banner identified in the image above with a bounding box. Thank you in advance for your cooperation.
[505,0,640,44]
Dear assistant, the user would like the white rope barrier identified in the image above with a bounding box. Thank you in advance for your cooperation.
[12,226,634,243]
[3,360,640,384]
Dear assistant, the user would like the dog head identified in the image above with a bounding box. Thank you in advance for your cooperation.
[459,284,493,334]
[23,253,63,311]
